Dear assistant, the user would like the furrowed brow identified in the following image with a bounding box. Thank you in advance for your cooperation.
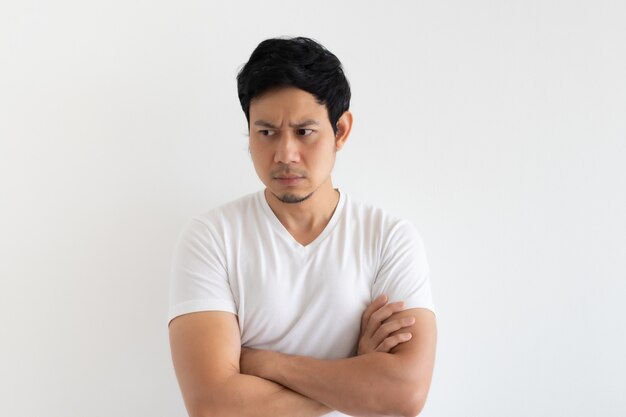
[253,120,320,129]
[289,120,319,128]
[253,120,278,129]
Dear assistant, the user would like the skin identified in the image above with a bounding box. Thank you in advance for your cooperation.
[239,307,436,417]
[169,297,419,417]
[169,87,437,417]
[357,295,416,355]
[247,86,351,245]
[169,311,331,417]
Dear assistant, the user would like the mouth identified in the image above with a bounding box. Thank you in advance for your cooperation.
[272,166,306,181]
[275,175,301,180]
[273,175,304,186]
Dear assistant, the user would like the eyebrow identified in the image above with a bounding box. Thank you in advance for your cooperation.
[253,119,320,129]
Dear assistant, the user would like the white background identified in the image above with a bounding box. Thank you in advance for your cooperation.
[1,1,625,416]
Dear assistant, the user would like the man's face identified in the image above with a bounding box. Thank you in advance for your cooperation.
[248,87,345,204]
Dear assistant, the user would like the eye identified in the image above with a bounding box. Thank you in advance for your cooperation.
[297,128,314,136]
[258,129,276,136]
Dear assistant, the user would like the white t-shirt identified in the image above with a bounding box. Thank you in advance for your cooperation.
[168,189,435,415]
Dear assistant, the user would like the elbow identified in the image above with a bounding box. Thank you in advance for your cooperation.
[184,399,229,417]
[381,385,427,417]
[187,407,233,417]
[390,364,432,416]
[362,388,425,417]
[185,403,213,417]
[359,367,429,417]
[401,391,426,417]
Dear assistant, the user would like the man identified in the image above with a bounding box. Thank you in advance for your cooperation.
[168,37,437,417]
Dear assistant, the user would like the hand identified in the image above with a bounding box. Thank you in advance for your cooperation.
[357,295,415,355]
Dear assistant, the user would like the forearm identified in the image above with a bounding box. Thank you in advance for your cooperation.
[243,351,422,417]
[169,311,333,417]
[188,371,331,417]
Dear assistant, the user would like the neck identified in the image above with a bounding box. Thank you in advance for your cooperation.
[264,181,340,243]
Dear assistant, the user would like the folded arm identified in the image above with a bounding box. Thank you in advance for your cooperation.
[240,307,437,417]
[169,311,331,417]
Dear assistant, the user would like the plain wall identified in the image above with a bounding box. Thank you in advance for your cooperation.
[1,1,625,416]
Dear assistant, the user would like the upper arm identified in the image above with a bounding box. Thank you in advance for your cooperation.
[169,311,241,414]
[169,311,331,417]
[374,220,437,408]
[387,307,437,415]
[168,219,237,324]
[373,221,435,315]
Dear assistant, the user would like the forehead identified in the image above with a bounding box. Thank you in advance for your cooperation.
[249,87,329,123]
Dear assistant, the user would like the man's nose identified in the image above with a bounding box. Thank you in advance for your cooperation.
[274,134,300,164]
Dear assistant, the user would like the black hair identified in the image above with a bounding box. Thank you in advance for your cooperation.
[237,36,351,135]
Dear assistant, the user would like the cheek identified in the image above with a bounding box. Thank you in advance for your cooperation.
[310,145,336,171]
[249,143,268,162]
[249,150,267,175]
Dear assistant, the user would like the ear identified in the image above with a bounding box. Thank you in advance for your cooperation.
[334,111,353,151]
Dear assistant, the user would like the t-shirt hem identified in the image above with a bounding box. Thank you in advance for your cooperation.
[168,299,238,325]
[402,300,437,317]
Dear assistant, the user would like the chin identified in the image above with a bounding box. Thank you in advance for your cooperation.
[276,191,314,204]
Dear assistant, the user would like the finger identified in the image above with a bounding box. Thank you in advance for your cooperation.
[371,316,415,347]
[376,332,413,353]
[360,294,388,331]
[370,301,405,325]
[365,301,405,335]
[365,301,406,339]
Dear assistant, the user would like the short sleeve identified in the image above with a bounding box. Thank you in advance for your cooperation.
[167,218,237,325]
[372,221,436,315]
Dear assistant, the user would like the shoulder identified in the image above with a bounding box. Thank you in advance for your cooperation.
[196,191,261,225]
[342,192,418,239]
[186,191,261,233]
[340,193,428,265]
[177,191,263,244]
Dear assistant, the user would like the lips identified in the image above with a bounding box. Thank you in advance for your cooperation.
[274,176,303,186]
[271,169,306,179]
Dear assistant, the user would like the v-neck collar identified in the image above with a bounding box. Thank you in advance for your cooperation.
[257,188,346,253]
